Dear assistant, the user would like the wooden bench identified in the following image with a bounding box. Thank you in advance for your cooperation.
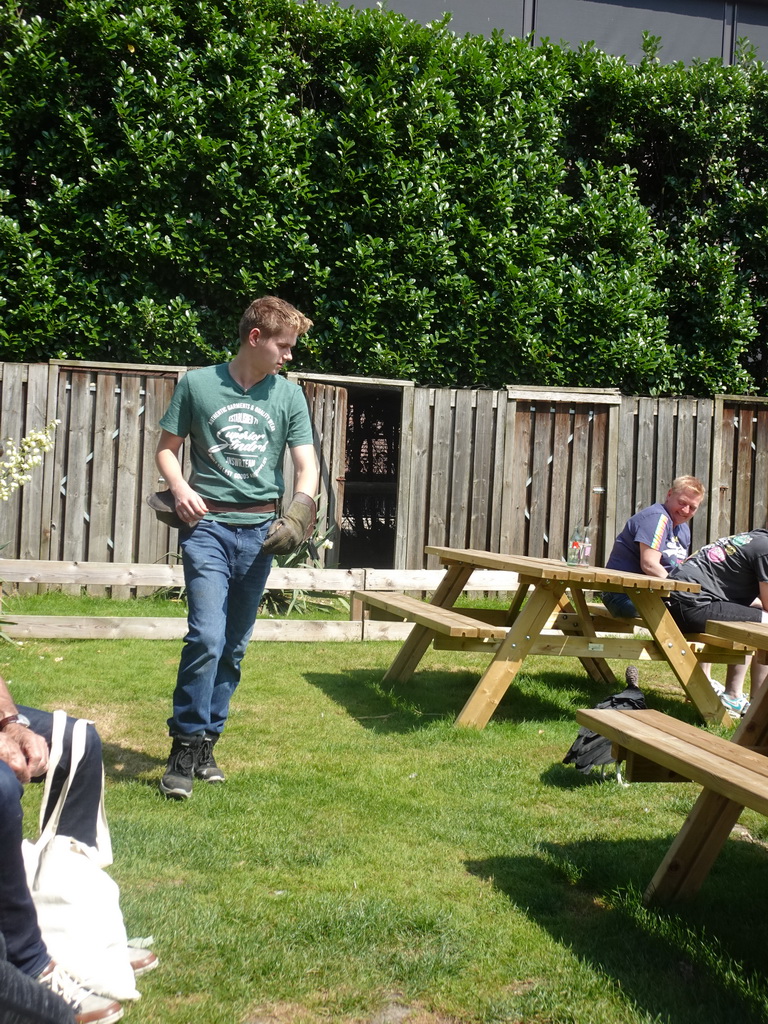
[575,704,768,904]
[357,593,753,665]
[354,591,507,639]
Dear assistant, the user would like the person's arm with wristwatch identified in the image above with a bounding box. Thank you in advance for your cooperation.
[0,677,49,783]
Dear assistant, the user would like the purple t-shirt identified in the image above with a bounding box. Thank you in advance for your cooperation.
[606,502,690,575]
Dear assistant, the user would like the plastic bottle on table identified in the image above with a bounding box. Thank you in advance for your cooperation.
[580,523,592,565]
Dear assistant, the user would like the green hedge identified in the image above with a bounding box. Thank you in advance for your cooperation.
[0,0,765,394]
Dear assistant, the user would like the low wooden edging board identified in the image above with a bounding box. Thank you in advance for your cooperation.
[0,559,519,642]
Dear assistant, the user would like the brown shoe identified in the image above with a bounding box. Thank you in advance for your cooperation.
[38,961,123,1024]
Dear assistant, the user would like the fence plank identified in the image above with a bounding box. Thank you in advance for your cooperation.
[615,397,637,531]
[602,401,621,564]
[694,397,715,551]
[718,403,736,537]
[755,408,768,531]
[0,364,26,560]
[507,400,530,554]
[38,364,61,561]
[527,402,552,558]
[403,387,432,568]
[449,390,473,549]
[588,407,608,562]
[469,390,494,552]
[635,398,657,505]
[61,371,92,570]
[655,398,675,496]
[394,386,415,568]
[488,390,507,553]
[733,404,755,533]
[87,372,118,590]
[426,388,453,567]
[112,376,142,595]
[567,406,591,545]
[17,364,50,569]
[328,385,348,567]
[676,398,695,478]
[548,404,571,562]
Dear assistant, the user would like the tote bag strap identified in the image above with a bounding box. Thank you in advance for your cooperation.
[37,713,91,845]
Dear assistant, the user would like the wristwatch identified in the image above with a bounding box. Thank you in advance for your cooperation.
[0,713,31,730]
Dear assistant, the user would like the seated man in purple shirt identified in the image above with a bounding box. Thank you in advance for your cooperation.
[601,475,705,618]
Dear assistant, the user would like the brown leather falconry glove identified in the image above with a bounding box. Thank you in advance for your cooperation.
[261,493,317,556]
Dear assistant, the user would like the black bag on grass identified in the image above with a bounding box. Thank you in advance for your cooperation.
[563,666,646,775]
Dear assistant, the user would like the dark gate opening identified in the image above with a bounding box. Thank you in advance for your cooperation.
[338,386,401,568]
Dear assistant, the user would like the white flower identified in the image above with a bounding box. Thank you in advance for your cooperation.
[0,421,58,501]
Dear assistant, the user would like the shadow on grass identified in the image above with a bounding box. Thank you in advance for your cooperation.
[101,740,166,783]
[303,665,699,734]
[468,839,768,1024]
[539,760,612,789]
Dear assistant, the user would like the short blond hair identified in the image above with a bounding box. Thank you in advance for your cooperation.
[238,296,313,342]
[670,475,705,498]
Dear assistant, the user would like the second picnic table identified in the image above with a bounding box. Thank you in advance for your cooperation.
[355,547,751,728]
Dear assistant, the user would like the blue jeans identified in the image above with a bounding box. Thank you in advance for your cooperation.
[600,591,638,618]
[169,519,273,737]
[0,708,103,978]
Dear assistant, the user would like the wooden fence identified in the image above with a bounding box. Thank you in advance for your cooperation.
[0,559,519,641]
[2,361,767,580]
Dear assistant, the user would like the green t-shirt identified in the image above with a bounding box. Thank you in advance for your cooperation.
[160,364,314,524]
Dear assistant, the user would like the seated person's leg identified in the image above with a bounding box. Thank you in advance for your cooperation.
[0,762,49,978]
[0,932,75,1024]
[20,710,103,851]
[600,591,638,618]
[724,659,750,699]
[749,650,768,699]
[667,600,761,716]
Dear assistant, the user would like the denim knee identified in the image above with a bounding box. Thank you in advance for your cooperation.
[0,762,24,839]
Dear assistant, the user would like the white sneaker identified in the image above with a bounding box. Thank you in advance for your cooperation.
[719,692,750,719]
[710,679,725,696]
[128,947,159,977]
[38,961,124,1024]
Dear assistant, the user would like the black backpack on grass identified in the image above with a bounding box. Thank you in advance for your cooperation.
[563,666,646,776]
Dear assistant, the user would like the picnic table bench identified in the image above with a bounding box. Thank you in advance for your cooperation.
[576,618,768,905]
[355,547,752,728]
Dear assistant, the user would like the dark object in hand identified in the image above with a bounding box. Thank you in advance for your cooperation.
[146,490,184,530]
[261,493,316,555]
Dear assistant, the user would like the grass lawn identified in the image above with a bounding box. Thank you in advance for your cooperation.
[2,612,768,1023]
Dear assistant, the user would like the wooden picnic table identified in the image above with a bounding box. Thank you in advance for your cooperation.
[356,547,747,728]
[575,617,768,904]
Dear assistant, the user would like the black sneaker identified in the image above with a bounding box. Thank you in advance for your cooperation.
[159,737,198,798]
[195,734,225,783]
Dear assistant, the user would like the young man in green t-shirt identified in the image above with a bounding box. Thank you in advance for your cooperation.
[154,297,319,798]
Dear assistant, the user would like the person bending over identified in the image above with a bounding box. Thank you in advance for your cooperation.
[666,528,768,718]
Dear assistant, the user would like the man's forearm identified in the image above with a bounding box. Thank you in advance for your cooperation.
[294,468,319,499]
[156,448,186,492]
[0,677,17,721]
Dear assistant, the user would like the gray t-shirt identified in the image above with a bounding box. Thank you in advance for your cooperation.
[668,529,768,606]
[160,363,313,523]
